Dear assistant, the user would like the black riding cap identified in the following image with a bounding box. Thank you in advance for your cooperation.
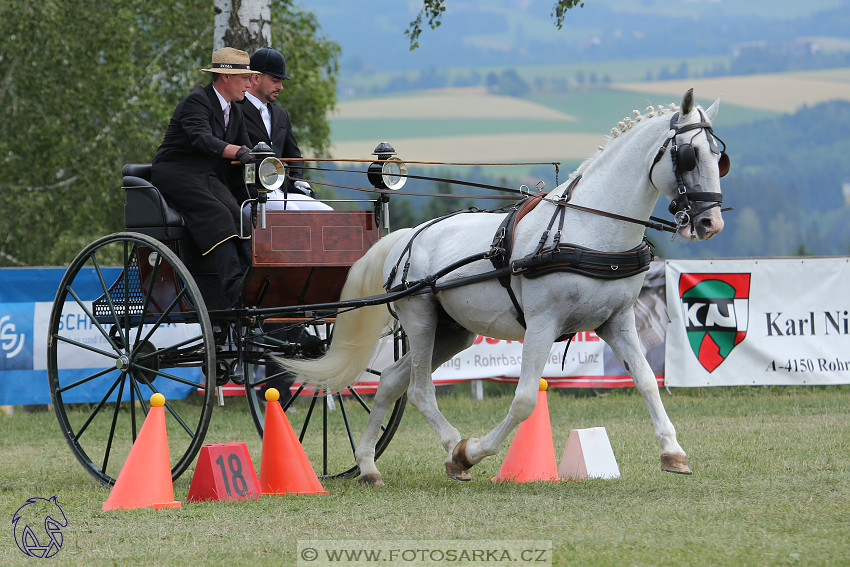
[250,47,292,80]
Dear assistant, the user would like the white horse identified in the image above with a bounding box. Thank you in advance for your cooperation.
[280,88,728,485]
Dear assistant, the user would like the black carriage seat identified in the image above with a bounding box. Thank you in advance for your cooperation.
[121,164,189,241]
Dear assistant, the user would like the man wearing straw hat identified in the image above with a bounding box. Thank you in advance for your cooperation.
[152,47,259,307]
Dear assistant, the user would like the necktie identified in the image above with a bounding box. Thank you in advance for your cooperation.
[223,103,230,130]
[262,104,272,138]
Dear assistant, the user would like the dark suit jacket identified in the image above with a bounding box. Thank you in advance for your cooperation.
[238,98,305,189]
[152,83,252,254]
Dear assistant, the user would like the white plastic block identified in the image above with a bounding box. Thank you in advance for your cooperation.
[558,427,620,480]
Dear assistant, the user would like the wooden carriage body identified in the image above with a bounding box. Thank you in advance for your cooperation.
[117,163,381,316]
[247,210,380,309]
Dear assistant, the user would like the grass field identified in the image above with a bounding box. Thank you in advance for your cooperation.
[2,387,849,566]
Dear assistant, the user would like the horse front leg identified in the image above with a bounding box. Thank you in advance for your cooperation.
[452,327,555,474]
[596,311,692,474]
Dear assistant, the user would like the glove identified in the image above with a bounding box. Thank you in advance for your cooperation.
[293,180,317,198]
[235,145,252,165]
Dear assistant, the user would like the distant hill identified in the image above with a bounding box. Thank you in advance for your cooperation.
[321,90,850,258]
[328,69,850,164]
[313,0,850,78]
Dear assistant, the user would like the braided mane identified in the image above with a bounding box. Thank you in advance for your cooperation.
[568,103,680,181]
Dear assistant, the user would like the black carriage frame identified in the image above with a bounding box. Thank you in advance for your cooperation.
[47,163,407,486]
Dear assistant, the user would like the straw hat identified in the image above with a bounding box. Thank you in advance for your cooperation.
[201,47,260,74]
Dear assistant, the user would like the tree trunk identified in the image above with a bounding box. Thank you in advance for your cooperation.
[213,0,271,53]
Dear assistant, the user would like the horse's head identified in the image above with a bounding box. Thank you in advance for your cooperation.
[650,88,729,241]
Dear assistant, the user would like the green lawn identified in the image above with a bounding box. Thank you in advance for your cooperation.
[2,387,848,566]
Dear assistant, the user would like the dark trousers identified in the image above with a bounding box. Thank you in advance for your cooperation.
[210,237,251,307]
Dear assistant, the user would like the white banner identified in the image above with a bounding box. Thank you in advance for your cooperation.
[349,332,609,393]
[665,258,850,387]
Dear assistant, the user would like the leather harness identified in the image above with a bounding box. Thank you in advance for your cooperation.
[488,176,653,328]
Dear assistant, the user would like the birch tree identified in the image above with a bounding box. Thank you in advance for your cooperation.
[214,0,272,51]
[0,0,338,267]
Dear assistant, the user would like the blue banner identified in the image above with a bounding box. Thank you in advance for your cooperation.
[0,268,198,405]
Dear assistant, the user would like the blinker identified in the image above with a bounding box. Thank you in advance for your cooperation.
[675,144,697,172]
[718,152,730,177]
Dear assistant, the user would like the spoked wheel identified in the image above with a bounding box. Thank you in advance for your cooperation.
[47,232,216,486]
[244,320,406,479]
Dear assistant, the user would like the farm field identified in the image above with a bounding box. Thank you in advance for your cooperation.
[329,68,850,163]
[614,68,850,112]
[3,387,848,566]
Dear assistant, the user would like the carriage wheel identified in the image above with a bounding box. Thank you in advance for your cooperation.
[47,232,216,486]
[244,321,406,479]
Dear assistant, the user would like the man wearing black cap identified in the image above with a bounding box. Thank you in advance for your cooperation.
[240,47,314,199]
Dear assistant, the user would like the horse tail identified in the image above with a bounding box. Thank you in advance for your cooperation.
[273,228,412,392]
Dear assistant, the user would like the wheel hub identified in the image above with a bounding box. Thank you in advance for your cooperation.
[133,341,160,384]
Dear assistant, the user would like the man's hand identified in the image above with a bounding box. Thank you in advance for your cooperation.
[235,146,252,164]
[293,180,317,198]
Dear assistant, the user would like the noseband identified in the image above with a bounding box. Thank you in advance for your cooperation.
[649,110,729,228]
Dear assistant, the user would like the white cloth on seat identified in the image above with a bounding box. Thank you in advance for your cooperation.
[243,188,334,212]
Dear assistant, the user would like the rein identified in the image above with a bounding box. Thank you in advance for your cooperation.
[308,172,680,233]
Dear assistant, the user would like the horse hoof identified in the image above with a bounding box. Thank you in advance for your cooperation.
[451,438,475,471]
[445,461,472,481]
[358,473,384,486]
[661,453,692,475]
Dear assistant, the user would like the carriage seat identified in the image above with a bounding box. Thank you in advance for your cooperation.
[122,164,188,241]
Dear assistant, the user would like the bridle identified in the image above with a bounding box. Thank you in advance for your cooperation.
[649,109,730,229]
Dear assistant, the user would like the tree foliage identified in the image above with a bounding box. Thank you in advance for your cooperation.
[405,0,584,49]
[0,0,338,267]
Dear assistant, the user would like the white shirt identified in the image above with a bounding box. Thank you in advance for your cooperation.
[245,91,272,138]
[212,86,229,127]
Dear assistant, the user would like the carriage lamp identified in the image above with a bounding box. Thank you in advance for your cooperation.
[244,142,286,229]
[367,142,408,190]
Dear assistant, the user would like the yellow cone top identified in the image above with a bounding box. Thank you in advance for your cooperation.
[539,379,548,392]
[265,388,280,402]
[150,393,165,407]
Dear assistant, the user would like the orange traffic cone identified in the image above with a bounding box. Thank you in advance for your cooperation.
[491,379,560,482]
[102,393,181,510]
[259,388,328,495]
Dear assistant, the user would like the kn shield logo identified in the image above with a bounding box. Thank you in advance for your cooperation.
[678,273,750,372]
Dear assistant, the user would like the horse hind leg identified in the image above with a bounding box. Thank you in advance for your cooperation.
[400,305,477,481]
[356,304,476,485]
[428,325,477,481]
[596,312,692,474]
[355,354,411,486]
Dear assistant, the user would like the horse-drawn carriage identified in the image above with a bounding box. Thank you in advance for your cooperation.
[49,89,730,487]
[47,144,410,485]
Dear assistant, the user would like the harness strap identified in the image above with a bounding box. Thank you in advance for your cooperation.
[490,205,528,328]
[512,238,654,280]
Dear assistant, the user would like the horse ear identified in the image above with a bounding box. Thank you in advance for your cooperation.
[704,95,722,122]
[680,88,695,116]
